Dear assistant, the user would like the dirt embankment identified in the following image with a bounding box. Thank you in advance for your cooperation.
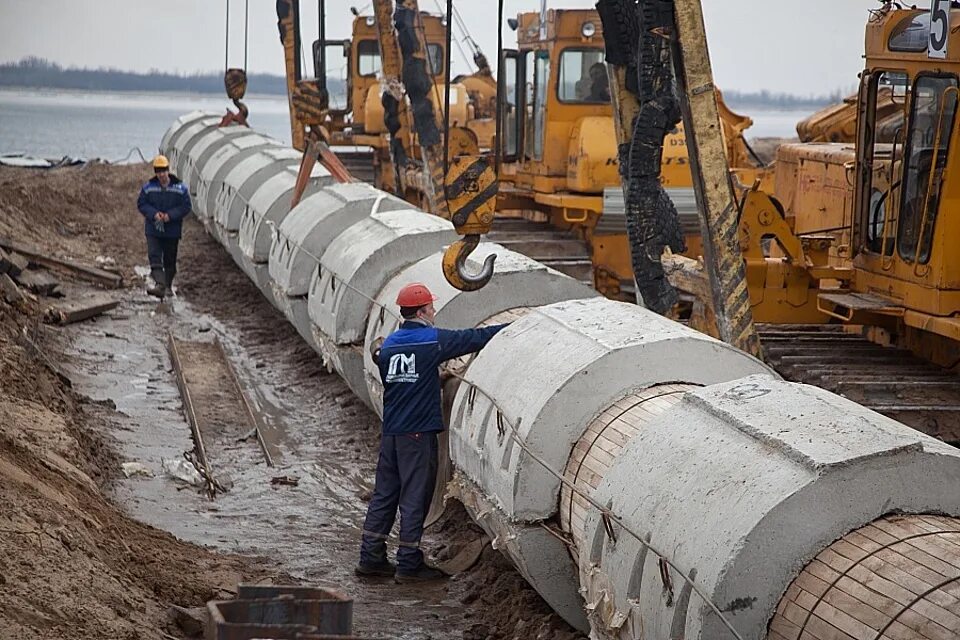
[0,164,275,640]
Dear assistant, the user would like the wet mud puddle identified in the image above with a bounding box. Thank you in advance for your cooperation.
[47,290,471,638]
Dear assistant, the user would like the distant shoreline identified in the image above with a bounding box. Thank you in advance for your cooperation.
[1,56,838,110]
[0,86,287,100]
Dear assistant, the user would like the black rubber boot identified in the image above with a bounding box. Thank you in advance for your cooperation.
[355,560,397,577]
[165,269,176,296]
[147,268,166,299]
[394,565,447,584]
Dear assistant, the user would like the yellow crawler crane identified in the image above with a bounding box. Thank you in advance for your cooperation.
[275,2,498,187]
[494,7,766,300]
[652,1,960,441]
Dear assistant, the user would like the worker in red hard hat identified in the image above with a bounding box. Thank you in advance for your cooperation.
[357,282,509,583]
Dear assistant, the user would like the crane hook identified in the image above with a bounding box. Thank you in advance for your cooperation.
[442,234,496,291]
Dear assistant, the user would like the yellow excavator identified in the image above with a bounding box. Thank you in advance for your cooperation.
[603,0,960,441]
[492,6,768,300]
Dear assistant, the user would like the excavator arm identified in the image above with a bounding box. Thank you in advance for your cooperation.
[597,0,762,357]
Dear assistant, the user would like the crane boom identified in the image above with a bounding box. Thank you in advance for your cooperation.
[671,0,762,357]
[598,0,761,357]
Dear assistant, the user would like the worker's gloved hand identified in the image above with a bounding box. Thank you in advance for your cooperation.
[369,337,384,365]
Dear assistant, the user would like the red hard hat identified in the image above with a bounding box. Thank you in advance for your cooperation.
[396,282,436,307]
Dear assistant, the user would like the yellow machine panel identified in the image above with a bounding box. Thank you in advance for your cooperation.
[565,116,618,194]
[773,143,855,262]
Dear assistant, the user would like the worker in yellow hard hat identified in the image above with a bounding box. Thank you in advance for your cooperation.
[357,283,510,583]
[136,155,192,298]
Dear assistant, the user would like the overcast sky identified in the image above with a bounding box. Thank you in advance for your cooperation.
[0,0,878,95]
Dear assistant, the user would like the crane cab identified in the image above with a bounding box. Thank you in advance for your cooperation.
[841,6,960,346]
[316,13,447,138]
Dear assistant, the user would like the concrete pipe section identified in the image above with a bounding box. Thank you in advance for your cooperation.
[212,147,303,251]
[162,116,960,640]
[195,132,280,221]
[236,161,333,298]
[306,208,455,408]
[268,183,409,350]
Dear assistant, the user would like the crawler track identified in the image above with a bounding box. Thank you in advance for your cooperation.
[336,149,376,183]
[167,335,274,494]
[760,325,960,444]
[487,217,594,283]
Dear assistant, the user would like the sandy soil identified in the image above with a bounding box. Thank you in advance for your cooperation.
[0,166,280,640]
[0,163,584,640]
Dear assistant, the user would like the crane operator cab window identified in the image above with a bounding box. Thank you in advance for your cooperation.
[316,40,350,111]
[358,40,381,77]
[357,40,445,77]
[858,71,908,255]
[524,50,550,161]
[501,52,520,160]
[557,49,608,103]
[897,73,958,264]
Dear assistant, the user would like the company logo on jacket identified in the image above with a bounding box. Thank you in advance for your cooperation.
[386,352,418,383]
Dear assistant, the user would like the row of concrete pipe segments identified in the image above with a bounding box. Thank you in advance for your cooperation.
[163,112,960,640]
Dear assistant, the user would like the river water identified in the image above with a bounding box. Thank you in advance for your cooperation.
[0,88,813,161]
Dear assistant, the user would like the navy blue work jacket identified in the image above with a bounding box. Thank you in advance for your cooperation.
[136,174,192,239]
[379,320,508,435]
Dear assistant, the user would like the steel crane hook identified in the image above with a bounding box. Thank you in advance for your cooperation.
[442,234,496,291]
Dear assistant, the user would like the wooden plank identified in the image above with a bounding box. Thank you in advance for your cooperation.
[769,614,803,640]
[792,585,883,640]
[870,520,960,573]
[0,237,122,288]
[839,536,959,589]
[43,296,118,325]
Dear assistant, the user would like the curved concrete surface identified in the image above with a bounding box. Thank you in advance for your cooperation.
[161,115,960,640]
[197,132,279,222]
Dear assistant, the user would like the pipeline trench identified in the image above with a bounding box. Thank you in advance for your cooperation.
[7,111,960,640]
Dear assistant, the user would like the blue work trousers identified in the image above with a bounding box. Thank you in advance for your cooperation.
[359,432,438,572]
[146,235,180,285]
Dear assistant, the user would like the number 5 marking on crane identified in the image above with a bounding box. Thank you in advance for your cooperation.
[930,0,949,60]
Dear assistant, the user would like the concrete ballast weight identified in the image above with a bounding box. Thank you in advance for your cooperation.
[196,133,279,220]
[161,115,960,640]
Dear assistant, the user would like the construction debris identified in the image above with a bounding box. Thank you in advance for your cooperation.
[0,237,123,289]
[43,295,118,325]
[0,248,29,277]
[161,458,205,487]
[14,268,61,296]
[120,462,155,478]
[270,475,300,487]
[0,273,25,305]
[206,585,355,640]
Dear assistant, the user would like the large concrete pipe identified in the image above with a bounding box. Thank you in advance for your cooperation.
[307,209,455,408]
[160,116,960,640]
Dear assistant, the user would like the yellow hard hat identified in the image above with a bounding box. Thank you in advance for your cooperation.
[152,155,170,170]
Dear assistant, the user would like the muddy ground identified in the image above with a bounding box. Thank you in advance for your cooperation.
[0,164,583,640]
